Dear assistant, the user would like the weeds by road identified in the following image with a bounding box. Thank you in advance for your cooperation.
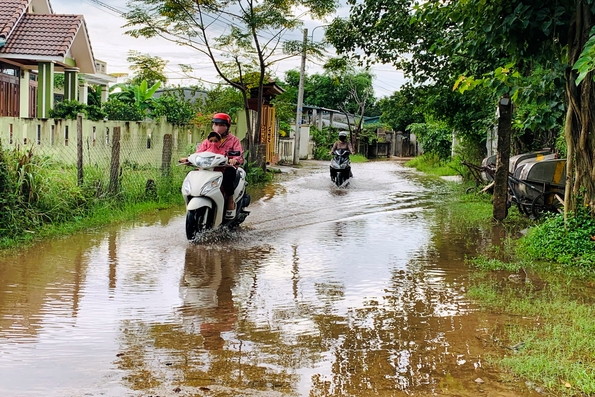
[440,182,595,396]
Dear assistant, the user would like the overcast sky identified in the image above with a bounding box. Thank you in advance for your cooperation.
[51,0,406,98]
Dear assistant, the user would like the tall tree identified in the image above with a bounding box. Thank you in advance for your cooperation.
[124,0,336,167]
[377,89,424,133]
[126,50,168,87]
[328,0,595,215]
[301,59,377,138]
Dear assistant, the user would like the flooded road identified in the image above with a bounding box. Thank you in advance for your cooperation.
[0,160,538,396]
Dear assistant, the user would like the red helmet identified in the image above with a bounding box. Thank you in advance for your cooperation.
[212,113,231,126]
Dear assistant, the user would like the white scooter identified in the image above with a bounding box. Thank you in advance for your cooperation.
[181,151,250,240]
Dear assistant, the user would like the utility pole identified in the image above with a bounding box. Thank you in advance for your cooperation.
[293,28,308,165]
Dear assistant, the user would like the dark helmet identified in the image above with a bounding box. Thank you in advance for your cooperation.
[212,113,231,126]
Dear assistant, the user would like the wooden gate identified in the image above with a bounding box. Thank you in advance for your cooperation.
[0,70,20,117]
[29,73,38,118]
[260,104,276,164]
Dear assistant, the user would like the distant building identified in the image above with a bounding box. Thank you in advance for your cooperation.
[153,87,208,103]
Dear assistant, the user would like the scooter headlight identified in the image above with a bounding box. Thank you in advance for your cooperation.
[182,179,192,196]
[200,176,223,195]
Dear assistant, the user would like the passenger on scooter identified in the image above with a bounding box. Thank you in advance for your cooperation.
[181,113,244,219]
[199,131,225,154]
[329,131,354,181]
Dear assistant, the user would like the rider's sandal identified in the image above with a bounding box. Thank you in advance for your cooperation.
[225,209,236,219]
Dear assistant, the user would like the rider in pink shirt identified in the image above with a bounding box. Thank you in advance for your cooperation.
[186,113,244,219]
[196,114,244,165]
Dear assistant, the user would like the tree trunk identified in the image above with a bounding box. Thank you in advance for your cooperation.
[566,2,595,214]
[493,95,512,221]
[241,89,254,162]
[563,101,576,220]
[254,75,266,170]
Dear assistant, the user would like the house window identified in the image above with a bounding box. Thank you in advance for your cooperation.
[106,128,110,145]
[37,125,41,145]
[65,126,69,146]
[9,124,13,144]
[92,126,96,147]
[50,125,55,145]
[1,64,17,76]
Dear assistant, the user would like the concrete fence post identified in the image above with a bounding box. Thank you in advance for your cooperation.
[162,134,173,176]
[109,127,121,195]
[77,113,84,186]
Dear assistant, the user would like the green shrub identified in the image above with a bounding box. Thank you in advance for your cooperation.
[152,93,196,125]
[311,126,338,160]
[406,121,452,159]
[520,205,595,272]
[103,99,144,121]
[244,161,272,185]
[49,100,107,122]
[50,100,88,120]
[86,105,107,121]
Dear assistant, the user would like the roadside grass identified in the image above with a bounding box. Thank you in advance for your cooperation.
[350,153,368,163]
[438,181,534,229]
[434,179,595,396]
[467,277,595,395]
[405,153,461,176]
[1,141,283,252]
[0,182,184,252]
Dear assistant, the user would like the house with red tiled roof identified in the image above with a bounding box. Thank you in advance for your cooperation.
[0,0,113,118]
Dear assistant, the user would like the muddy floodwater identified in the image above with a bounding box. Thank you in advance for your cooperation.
[0,160,541,397]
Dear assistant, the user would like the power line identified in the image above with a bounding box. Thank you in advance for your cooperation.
[85,0,302,50]
[86,0,126,15]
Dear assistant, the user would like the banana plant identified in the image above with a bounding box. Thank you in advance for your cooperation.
[109,80,161,112]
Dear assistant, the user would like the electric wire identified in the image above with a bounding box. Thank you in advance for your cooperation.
[77,0,400,94]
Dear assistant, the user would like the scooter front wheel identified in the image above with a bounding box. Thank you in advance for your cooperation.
[185,207,211,240]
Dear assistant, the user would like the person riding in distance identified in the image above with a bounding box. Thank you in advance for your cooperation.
[329,131,354,181]
[329,130,354,154]
[181,113,244,219]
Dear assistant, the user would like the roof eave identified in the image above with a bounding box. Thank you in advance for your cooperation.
[83,73,118,85]
[0,54,82,70]
[65,19,95,74]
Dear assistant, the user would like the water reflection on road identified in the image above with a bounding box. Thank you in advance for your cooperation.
[0,160,538,396]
